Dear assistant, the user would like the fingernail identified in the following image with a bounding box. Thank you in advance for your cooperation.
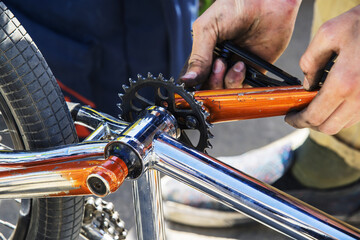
[181,71,197,80]
[233,62,244,72]
[213,59,223,73]
[303,77,309,89]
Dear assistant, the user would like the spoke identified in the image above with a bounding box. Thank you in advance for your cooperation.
[0,220,15,230]
[0,232,6,240]
[0,143,12,151]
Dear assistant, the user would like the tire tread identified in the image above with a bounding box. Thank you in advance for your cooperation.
[0,2,83,239]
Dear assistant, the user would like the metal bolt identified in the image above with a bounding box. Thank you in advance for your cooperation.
[185,116,198,129]
[161,101,169,108]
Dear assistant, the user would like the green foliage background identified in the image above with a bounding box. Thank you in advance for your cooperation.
[199,0,213,15]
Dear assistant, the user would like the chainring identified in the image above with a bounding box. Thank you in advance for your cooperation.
[118,73,212,151]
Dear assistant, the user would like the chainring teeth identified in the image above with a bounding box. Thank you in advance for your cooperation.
[117,73,213,151]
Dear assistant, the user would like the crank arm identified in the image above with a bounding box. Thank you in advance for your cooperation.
[0,141,129,198]
[0,106,177,199]
[176,86,317,123]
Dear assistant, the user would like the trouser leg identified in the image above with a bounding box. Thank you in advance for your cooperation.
[292,0,360,188]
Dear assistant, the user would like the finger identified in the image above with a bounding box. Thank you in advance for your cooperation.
[344,119,356,129]
[285,92,343,130]
[180,19,217,87]
[205,59,226,90]
[300,23,338,90]
[178,54,190,81]
[285,67,344,129]
[315,101,356,135]
[224,62,246,88]
[343,112,360,129]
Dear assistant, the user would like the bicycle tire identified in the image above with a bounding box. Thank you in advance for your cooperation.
[0,2,83,240]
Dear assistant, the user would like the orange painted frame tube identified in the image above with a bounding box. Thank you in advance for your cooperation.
[0,154,128,198]
[176,86,317,123]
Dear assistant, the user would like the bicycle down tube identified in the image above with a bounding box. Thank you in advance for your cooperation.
[145,133,360,240]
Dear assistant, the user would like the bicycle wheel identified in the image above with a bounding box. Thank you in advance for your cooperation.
[0,2,83,240]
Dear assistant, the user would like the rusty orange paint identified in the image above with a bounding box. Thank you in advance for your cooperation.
[175,86,318,123]
[54,155,128,196]
[0,155,128,197]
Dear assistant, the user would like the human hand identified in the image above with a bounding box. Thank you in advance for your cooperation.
[181,0,302,88]
[202,59,248,89]
[285,6,360,134]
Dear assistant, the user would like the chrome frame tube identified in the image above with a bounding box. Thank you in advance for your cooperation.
[0,104,131,199]
[72,106,175,239]
[0,141,107,167]
[0,103,358,238]
[0,141,107,198]
[132,170,166,240]
[0,106,177,200]
[150,133,360,240]
[69,103,129,141]
[72,104,128,131]
[0,171,83,198]
[115,107,177,240]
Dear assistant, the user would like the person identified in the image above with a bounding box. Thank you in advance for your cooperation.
[5,0,197,115]
[4,0,197,139]
[162,0,360,227]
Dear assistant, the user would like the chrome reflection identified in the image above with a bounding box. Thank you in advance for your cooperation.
[0,141,107,168]
[151,133,360,240]
[132,170,165,240]
[0,172,75,198]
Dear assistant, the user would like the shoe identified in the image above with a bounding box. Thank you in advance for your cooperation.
[161,129,308,228]
[161,129,360,227]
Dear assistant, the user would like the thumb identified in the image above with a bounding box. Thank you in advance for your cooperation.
[180,19,217,87]
[299,26,336,90]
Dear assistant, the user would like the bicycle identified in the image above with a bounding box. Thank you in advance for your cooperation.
[0,2,359,240]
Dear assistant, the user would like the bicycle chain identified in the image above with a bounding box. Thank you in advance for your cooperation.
[117,73,213,151]
[81,197,127,240]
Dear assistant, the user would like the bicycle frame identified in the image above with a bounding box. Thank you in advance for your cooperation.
[0,87,359,239]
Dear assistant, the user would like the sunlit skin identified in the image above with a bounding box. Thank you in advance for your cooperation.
[181,0,301,87]
[181,0,360,135]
